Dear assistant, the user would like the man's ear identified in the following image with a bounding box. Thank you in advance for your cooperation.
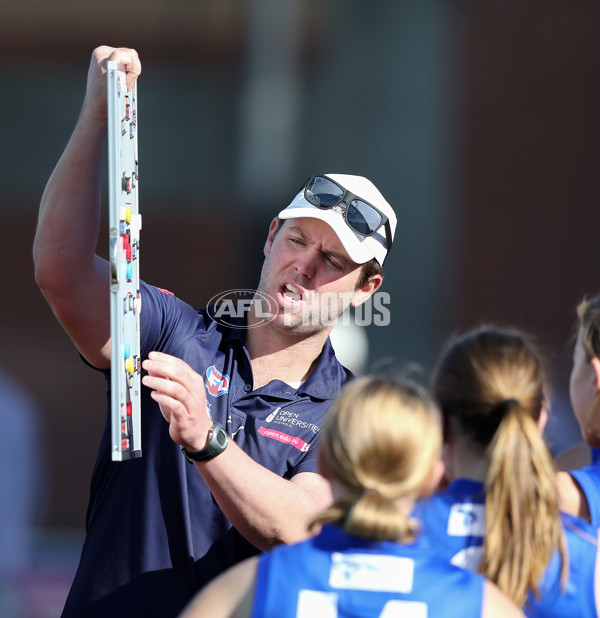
[591,357,600,391]
[350,273,383,308]
[264,218,281,257]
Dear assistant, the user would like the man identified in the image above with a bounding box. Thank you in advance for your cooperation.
[33,46,397,617]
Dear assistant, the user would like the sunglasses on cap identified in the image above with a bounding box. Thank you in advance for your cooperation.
[302,175,392,251]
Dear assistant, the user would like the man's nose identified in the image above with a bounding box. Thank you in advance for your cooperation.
[293,250,318,279]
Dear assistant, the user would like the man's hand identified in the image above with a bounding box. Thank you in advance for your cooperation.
[141,352,212,451]
[142,354,332,550]
[82,45,142,126]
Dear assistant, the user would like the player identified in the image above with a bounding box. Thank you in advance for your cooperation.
[178,376,524,618]
[557,294,600,526]
[415,326,600,617]
[32,46,397,617]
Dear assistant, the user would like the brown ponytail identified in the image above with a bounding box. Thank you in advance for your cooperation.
[482,401,566,606]
[432,326,567,607]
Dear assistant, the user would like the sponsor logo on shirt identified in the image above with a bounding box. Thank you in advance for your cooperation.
[265,408,279,423]
[450,545,484,570]
[263,406,320,434]
[258,426,310,451]
[447,503,486,537]
[205,365,230,397]
[329,553,415,593]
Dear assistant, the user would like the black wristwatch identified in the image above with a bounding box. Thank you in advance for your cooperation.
[181,422,229,463]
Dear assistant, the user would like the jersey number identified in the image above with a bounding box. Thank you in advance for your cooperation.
[296,590,427,617]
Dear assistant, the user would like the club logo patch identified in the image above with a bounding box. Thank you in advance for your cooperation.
[205,365,230,397]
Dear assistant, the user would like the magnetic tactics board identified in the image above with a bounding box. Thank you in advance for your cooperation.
[107,61,142,461]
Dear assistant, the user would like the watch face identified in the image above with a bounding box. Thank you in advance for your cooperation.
[181,422,228,463]
[215,428,228,448]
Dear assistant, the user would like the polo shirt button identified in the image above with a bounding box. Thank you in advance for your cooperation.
[243,384,252,392]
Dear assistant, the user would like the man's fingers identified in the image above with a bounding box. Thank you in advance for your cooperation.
[108,48,141,91]
[142,374,185,400]
[147,350,179,363]
[143,353,204,386]
[92,45,142,90]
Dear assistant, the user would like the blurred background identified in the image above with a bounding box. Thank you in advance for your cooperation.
[1,0,600,614]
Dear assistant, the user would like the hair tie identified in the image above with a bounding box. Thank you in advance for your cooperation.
[362,487,383,500]
[494,398,519,419]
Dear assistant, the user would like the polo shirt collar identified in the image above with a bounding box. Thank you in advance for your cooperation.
[297,337,346,401]
[220,321,345,402]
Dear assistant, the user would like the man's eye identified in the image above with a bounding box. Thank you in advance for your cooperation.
[326,255,343,269]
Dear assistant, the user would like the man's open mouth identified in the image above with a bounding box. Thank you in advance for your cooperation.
[282,283,302,302]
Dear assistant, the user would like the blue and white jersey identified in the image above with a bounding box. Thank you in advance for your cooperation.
[251,524,486,618]
[413,479,486,570]
[414,478,599,617]
[62,281,353,618]
[569,459,600,527]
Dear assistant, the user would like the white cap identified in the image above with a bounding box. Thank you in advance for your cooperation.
[278,173,396,265]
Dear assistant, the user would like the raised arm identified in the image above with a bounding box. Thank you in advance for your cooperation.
[33,46,141,369]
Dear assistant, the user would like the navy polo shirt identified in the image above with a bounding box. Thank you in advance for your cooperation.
[61,281,352,618]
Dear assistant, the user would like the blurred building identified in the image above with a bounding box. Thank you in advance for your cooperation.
[0,5,599,608]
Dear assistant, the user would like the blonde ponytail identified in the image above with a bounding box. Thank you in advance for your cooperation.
[311,376,441,543]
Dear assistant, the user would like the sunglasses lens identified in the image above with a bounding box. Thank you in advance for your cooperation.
[305,176,343,207]
[347,200,382,235]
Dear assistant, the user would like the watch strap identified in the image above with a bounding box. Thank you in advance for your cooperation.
[181,421,229,463]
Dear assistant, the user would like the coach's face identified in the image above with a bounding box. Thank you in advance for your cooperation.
[256,217,381,335]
